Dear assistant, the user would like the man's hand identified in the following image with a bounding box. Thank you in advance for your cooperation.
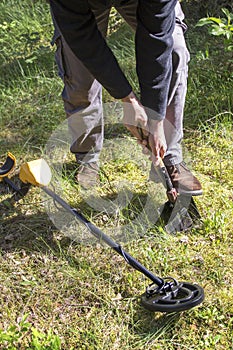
[122,91,149,144]
[122,91,167,163]
[148,119,167,165]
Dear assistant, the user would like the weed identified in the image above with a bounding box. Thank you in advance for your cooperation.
[0,314,61,349]
[197,8,233,51]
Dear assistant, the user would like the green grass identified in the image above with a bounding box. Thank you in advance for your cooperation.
[0,1,233,349]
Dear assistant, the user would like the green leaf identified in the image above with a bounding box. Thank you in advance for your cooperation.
[225,31,232,40]
[196,18,213,27]
[221,8,230,19]
[207,17,222,24]
[209,27,227,36]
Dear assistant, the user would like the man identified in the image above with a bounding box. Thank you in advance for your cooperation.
[49,0,202,195]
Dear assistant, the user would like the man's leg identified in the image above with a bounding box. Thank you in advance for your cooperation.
[163,2,189,166]
[150,2,202,195]
[50,5,111,187]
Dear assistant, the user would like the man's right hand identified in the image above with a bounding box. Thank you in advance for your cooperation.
[122,91,149,144]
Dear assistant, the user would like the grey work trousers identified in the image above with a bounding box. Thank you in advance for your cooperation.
[51,1,190,166]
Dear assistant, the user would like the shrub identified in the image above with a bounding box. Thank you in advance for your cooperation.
[196,8,233,51]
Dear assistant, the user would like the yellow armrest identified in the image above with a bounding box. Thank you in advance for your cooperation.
[19,159,52,187]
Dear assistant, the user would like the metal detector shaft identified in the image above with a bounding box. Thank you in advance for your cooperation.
[42,186,164,287]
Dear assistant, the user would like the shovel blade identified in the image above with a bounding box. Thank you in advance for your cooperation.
[159,197,201,234]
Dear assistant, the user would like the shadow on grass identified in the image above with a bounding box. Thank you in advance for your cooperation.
[132,303,182,342]
[0,171,166,257]
[0,190,144,251]
[0,207,59,253]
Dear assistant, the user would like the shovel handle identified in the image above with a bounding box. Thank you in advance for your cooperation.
[136,127,177,202]
[157,158,173,191]
[157,157,178,203]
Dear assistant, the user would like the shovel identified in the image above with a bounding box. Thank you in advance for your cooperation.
[156,158,201,233]
[137,128,201,233]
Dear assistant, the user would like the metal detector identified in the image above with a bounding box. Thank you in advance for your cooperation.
[0,154,204,313]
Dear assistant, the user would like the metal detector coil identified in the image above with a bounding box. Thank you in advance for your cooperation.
[141,280,204,313]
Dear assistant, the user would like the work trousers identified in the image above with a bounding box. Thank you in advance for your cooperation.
[51,1,190,166]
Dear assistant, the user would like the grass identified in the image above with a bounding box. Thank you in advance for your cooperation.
[0,1,233,349]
